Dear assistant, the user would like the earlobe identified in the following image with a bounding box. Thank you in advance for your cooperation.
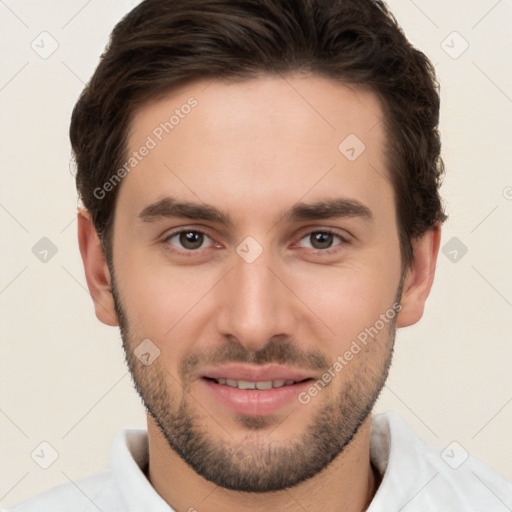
[396,223,442,328]
[77,208,119,327]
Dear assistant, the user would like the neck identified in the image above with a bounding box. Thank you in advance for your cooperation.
[146,414,379,512]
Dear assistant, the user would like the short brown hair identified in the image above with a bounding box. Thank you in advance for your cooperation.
[70,0,447,268]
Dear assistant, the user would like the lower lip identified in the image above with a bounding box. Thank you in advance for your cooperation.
[201,378,313,416]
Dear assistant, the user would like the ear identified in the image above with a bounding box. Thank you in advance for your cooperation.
[77,208,118,326]
[396,223,441,328]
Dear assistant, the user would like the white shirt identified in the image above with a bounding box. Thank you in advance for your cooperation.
[5,411,512,512]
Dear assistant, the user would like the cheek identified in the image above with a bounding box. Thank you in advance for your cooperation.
[289,262,400,348]
[114,249,218,340]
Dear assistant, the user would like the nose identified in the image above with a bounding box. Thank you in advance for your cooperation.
[215,246,298,352]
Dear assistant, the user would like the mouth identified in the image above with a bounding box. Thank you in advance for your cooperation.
[203,376,313,390]
[198,365,316,416]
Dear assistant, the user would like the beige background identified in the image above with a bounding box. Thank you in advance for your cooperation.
[1,0,511,508]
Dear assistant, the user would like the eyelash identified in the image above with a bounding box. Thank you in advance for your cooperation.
[162,227,349,256]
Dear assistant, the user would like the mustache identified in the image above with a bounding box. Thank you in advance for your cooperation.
[179,336,330,382]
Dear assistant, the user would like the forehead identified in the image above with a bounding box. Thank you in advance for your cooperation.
[117,74,391,229]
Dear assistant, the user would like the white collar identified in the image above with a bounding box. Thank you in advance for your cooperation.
[110,427,173,511]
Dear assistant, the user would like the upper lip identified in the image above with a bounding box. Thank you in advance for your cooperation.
[200,364,315,382]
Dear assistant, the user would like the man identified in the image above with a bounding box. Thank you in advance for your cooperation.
[7,0,511,510]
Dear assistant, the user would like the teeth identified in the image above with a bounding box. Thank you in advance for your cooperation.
[255,381,272,390]
[237,380,256,390]
[215,378,298,389]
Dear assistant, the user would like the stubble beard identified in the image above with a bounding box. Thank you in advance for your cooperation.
[109,268,399,492]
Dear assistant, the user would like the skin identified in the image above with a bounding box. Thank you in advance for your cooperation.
[78,74,441,512]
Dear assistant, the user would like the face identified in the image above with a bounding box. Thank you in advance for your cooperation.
[108,74,404,492]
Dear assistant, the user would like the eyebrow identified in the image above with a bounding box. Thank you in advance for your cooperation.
[138,196,373,226]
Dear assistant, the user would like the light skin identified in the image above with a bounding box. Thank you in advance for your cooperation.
[78,74,441,512]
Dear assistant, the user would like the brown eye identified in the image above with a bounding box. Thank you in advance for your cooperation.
[310,232,334,249]
[297,230,347,252]
[179,231,204,250]
[165,230,211,252]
